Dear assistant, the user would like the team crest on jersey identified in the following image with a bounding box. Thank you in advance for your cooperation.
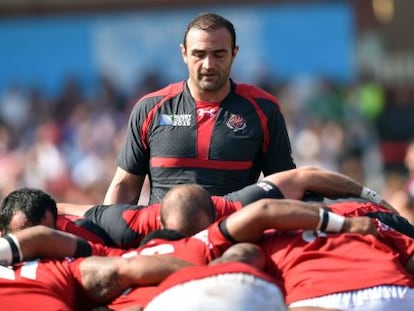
[160,114,191,126]
[226,113,246,132]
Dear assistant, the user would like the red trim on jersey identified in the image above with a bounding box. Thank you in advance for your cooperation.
[139,81,184,101]
[196,101,220,159]
[56,215,105,245]
[140,96,171,150]
[235,84,281,153]
[236,83,282,107]
[150,157,252,170]
[139,82,185,150]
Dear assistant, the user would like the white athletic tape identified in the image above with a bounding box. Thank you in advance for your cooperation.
[0,238,12,266]
[361,187,383,204]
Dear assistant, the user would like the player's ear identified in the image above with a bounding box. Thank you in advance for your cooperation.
[180,43,188,64]
[158,216,165,229]
[232,45,239,57]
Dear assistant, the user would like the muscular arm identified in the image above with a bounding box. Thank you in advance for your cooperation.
[57,203,94,217]
[80,255,192,305]
[262,166,397,213]
[104,167,145,205]
[0,225,90,265]
[223,198,376,243]
[262,166,361,200]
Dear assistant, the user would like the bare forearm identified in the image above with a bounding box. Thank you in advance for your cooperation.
[300,168,362,198]
[121,255,193,286]
[261,166,362,200]
[80,256,130,305]
[57,203,93,216]
[1,226,94,266]
[225,199,322,242]
[260,199,322,230]
[16,226,79,260]
[305,169,399,213]
[80,255,192,305]
[103,183,134,205]
[104,169,144,204]
[224,198,376,243]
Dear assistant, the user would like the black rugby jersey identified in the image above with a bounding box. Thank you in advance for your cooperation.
[118,80,295,203]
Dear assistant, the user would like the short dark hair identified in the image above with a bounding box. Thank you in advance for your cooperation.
[183,12,237,51]
[139,229,186,247]
[0,188,58,235]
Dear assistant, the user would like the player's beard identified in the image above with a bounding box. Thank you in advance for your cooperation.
[197,69,230,92]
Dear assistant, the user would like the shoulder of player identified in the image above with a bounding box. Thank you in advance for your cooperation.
[233,82,280,107]
[135,81,186,107]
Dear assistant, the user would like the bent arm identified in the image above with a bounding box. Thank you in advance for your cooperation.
[262,166,363,200]
[224,199,321,242]
[262,166,398,213]
[57,203,94,217]
[0,225,89,265]
[223,198,376,242]
[104,167,145,205]
[80,255,192,305]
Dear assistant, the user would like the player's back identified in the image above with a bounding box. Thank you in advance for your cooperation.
[0,258,79,310]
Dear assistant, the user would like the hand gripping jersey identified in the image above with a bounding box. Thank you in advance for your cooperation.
[0,258,87,311]
[260,201,414,305]
[118,80,295,203]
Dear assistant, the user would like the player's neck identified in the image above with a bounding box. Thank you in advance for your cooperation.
[188,80,230,103]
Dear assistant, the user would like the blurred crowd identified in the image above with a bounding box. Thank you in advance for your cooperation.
[1,71,414,218]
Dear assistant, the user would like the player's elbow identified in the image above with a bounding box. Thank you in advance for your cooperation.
[252,198,281,219]
[295,166,321,183]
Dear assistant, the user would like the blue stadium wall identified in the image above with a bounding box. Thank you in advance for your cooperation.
[0,2,355,96]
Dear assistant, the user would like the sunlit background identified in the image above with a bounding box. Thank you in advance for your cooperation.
[0,0,413,220]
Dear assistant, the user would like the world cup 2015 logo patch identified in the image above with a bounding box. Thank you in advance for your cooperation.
[226,113,247,132]
[160,114,191,126]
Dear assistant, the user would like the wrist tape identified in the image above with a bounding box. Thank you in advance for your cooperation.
[317,208,345,233]
[0,234,23,266]
[361,187,382,204]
